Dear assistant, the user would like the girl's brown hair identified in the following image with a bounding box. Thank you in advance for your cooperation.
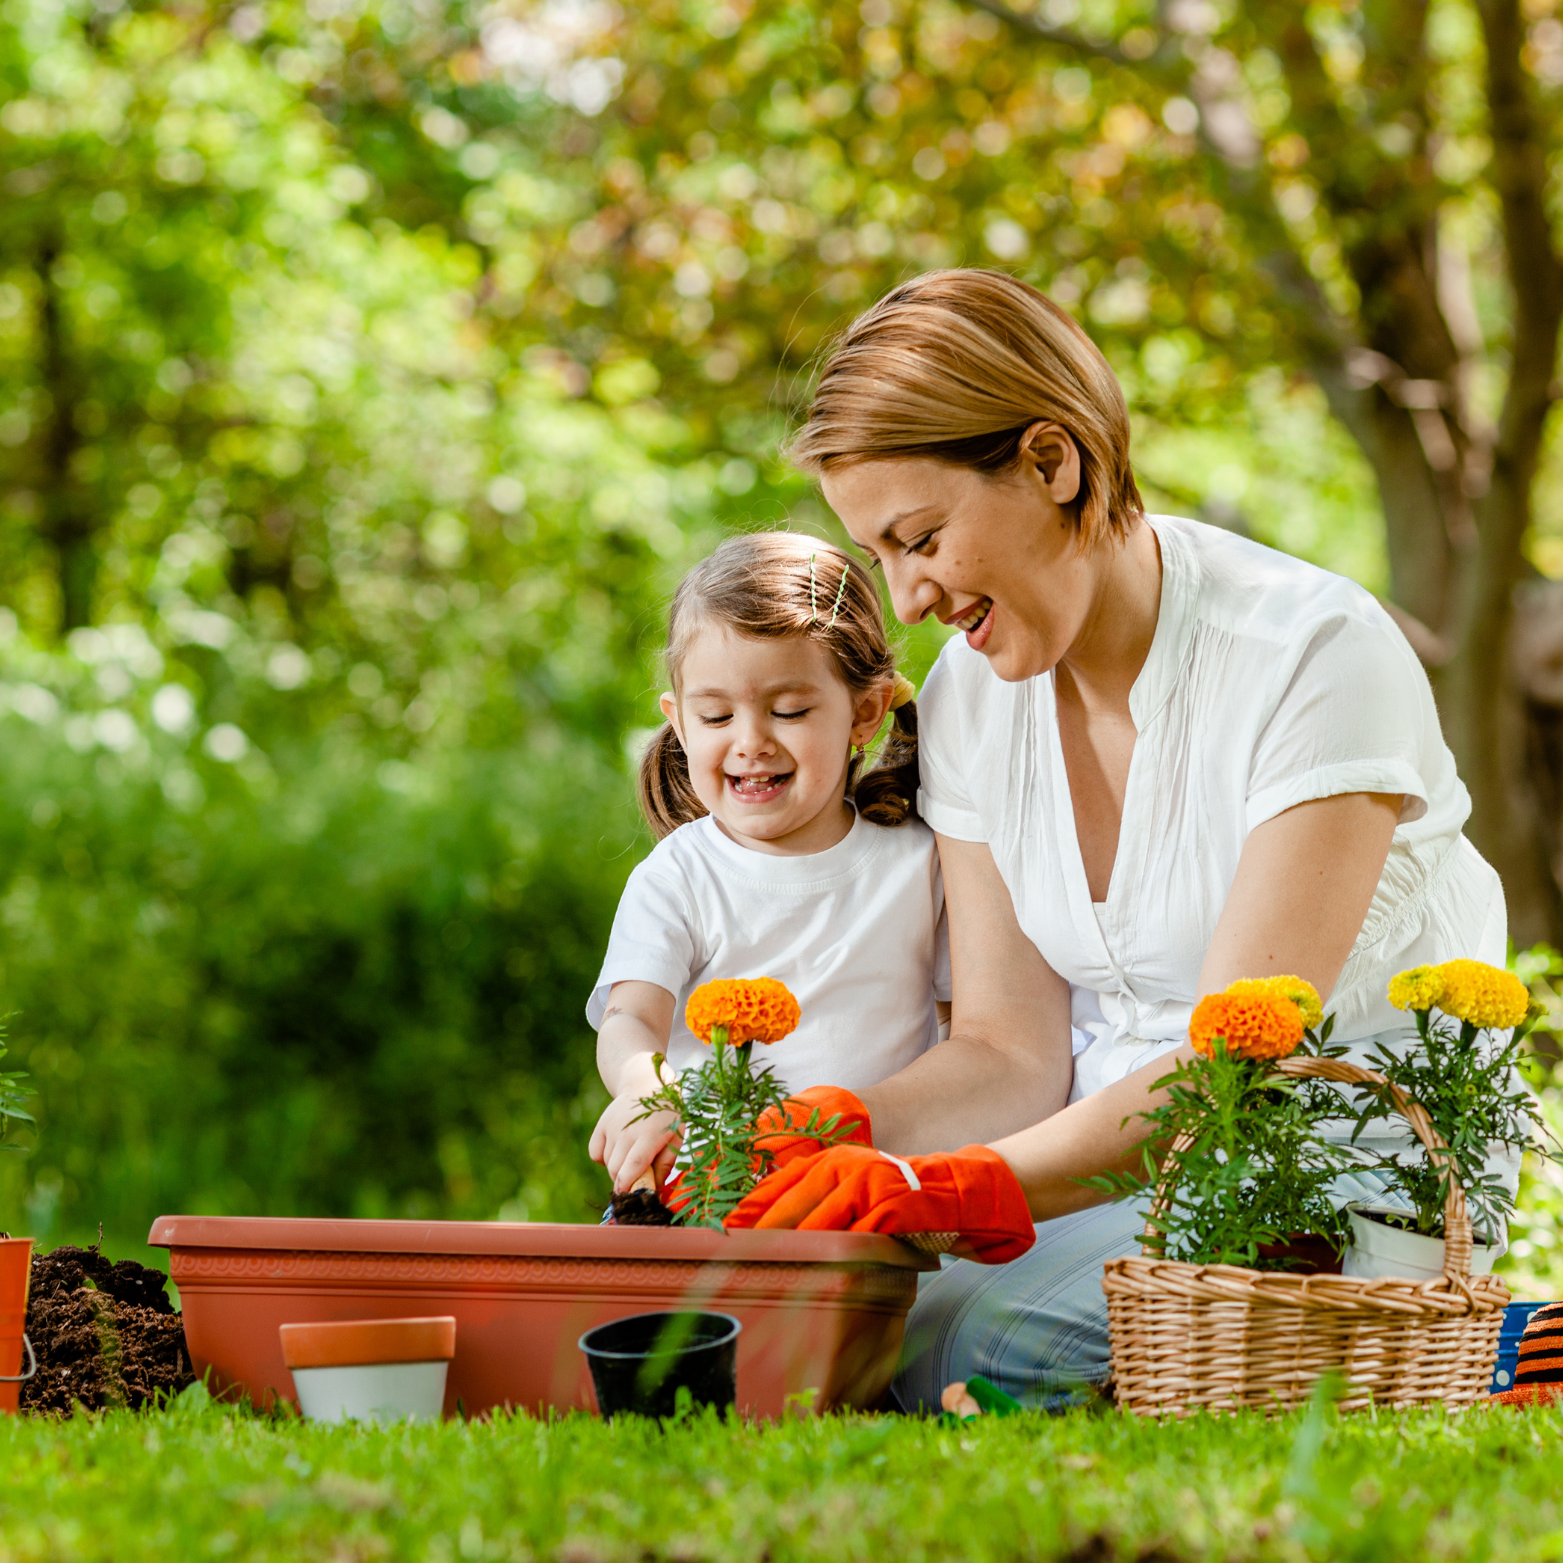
[787,268,1143,547]
[638,532,918,841]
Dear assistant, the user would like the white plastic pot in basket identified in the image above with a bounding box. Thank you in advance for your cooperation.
[280,1316,456,1424]
[1343,1204,1501,1283]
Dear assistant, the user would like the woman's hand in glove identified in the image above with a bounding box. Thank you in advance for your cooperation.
[725,1143,1035,1264]
[753,1086,873,1171]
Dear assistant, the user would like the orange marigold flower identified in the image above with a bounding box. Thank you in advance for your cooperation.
[1189,992,1304,1062]
[1224,975,1324,1032]
[684,978,801,1046]
[1432,959,1530,1031]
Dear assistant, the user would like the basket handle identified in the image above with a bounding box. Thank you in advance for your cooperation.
[1141,1054,1473,1280]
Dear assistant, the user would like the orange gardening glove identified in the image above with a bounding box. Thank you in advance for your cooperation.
[753,1086,873,1171]
[725,1144,1035,1265]
[662,1088,872,1218]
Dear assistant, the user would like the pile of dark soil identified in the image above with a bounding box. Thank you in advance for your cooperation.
[19,1237,194,1415]
[608,1189,674,1226]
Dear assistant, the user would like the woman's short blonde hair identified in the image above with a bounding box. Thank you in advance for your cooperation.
[787,269,1143,547]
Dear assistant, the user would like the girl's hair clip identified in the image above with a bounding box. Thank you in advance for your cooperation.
[826,563,850,628]
[889,672,917,710]
[809,552,819,625]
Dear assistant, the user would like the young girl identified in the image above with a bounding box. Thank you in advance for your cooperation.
[587,530,951,1193]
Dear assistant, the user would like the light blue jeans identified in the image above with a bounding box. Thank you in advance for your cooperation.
[892,1200,1148,1413]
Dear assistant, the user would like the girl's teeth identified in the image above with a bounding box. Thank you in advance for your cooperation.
[957,600,991,632]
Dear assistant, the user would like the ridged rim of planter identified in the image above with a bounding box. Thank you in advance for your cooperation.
[148,1216,937,1270]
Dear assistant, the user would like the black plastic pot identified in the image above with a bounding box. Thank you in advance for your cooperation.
[578,1310,741,1419]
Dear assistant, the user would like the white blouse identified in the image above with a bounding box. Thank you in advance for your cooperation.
[917,515,1507,1104]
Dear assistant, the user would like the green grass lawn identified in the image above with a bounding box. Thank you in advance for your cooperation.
[2,1388,1560,1562]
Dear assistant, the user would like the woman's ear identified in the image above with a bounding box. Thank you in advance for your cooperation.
[848,680,895,750]
[658,691,684,746]
[1018,421,1082,506]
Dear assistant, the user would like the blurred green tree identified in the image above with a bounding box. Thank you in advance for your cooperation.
[304,0,1563,934]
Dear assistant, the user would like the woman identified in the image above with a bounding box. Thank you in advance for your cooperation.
[741,269,1513,1411]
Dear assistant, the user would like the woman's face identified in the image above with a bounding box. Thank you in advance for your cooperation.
[821,427,1099,683]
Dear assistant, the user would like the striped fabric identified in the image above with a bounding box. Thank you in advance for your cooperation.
[1493,1302,1563,1407]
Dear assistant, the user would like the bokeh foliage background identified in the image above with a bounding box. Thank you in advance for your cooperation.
[1,0,1561,1291]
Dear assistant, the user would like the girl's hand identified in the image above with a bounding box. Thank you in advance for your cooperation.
[592,981,680,1190]
[589,1095,682,1192]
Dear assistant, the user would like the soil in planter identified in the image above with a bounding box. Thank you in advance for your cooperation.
[20,1236,194,1415]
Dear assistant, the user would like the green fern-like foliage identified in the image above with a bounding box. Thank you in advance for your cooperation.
[1087,1034,1352,1270]
[1348,1006,1556,1241]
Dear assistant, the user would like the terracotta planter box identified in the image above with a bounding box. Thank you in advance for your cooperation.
[148,1216,935,1420]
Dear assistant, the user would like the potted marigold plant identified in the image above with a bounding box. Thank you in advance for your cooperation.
[1341,958,1554,1281]
[1091,976,1351,1271]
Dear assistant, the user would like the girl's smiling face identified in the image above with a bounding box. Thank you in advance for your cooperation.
[820,426,1098,684]
[662,625,890,856]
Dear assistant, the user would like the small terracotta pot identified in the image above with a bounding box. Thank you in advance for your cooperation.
[281,1316,457,1425]
[0,1236,34,1416]
[149,1216,935,1420]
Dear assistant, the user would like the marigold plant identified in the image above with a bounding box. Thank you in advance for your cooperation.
[636,979,851,1229]
[1189,991,1305,1062]
[1089,980,1348,1269]
[1356,957,1551,1239]
[684,978,801,1047]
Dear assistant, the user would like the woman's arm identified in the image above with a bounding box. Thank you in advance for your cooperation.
[589,980,679,1190]
[990,790,1403,1218]
[858,835,1076,1155]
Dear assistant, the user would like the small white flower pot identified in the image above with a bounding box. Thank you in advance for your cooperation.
[279,1316,456,1424]
[1341,1204,1501,1283]
[290,1360,449,1425]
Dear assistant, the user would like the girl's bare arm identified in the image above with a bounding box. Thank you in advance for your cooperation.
[589,980,680,1191]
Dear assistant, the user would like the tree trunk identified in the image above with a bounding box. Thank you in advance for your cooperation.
[36,236,96,634]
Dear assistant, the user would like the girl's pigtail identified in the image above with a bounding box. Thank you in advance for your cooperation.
[637,722,707,840]
[853,699,920,827]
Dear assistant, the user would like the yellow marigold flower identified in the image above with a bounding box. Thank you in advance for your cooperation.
[1224,976,1323,1031]
[1387,966,1445,1013]
[685,978,801,1046]
[1432,959,1530,1031]
[1189,992,1304,1062]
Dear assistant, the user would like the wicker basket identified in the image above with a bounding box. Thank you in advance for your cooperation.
[1102,1055,1509,1418]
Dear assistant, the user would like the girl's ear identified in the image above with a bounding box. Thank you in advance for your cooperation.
[659,691,683,745]
[848,679,894,750]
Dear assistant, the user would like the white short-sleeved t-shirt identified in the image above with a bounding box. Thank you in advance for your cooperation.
[587,813,951,1094]
[917,515,1507,1102]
